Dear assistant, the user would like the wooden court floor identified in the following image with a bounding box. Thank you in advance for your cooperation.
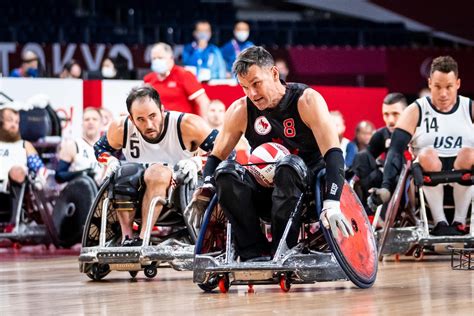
[1,248,473,315]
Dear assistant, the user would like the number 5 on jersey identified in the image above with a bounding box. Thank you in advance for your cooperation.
[130,139,140,158]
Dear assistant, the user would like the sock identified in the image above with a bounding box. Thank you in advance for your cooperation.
[452,183,473,225]
[423,184,446,224]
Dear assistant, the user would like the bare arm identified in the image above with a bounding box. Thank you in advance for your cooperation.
[24,141,39,156]
[211,97,247,160]
[180,113,213,152]
[57,139,77,162]
[106,117,126,150]
[298,89,339,155]
[395,103,420,136]
[194,92,210,117]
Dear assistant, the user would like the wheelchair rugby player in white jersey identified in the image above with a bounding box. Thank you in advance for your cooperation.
[79,85,217,280]
[373,56,474,245]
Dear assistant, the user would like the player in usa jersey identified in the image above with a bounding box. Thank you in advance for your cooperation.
[93,85,217,245]
[374,56,474,236]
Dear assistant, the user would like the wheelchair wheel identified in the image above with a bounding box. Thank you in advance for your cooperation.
[195,196,227,256]
[53,176,98,248]
[195,196,227,292]
[315,177,378,289]
[87,263,110,281]
[81,178,121,248]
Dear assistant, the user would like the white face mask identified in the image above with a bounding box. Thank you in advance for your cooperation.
[151,59,168,74]
[234,31,249,42]
[101,66,116,78]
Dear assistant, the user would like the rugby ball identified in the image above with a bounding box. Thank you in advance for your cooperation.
[246,142,290,187]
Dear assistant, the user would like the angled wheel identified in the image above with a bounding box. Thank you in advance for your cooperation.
[81,179,122,248]
[53,176,97,248]
[195,196,227,256]
[315,174,378,289]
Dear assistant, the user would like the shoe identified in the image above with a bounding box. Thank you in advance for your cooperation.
[451,221,469,235]
[431,221,463,236]
[122,235,143,247]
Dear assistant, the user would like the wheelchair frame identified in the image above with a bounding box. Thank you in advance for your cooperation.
[376,164,474,261]
[193,172,377,293]
[79,177,198,280]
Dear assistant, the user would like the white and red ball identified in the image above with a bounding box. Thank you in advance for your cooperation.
[245,142,290,187]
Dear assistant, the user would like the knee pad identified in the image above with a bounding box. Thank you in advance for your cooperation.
[275,155,308,182]
[112,163,145,200]
[215,159,245,181]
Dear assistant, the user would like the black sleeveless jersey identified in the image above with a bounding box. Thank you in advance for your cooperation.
[245,82,323,167]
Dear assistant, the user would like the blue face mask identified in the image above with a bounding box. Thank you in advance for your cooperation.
[151,59,168,74]
[195,31,211,42]
[26,67,38,77]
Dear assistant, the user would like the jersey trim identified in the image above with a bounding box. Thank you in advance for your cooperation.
[415,101,422,127]
[177,113,186,150]
[149,111,170,144]
[427,96,460,115]
[470,98,473,123]
[75,140,79,154]
[188,88,205,101]
[122,118,129,149]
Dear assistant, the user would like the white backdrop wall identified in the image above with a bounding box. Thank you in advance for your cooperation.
[0,78,83,139]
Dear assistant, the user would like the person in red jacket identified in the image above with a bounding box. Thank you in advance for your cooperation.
[144,42,210,116]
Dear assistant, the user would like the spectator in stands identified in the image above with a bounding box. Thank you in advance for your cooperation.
[345,120,375,168]
[9,51,41,78]
[275,58,290,81]
[60,60,82,79]
[100,58,118,79]
[99,108,114,135]
[220,21,254,78]
[418,87,431,98]
[330,111,350,159]
[144,42,210,116]
[182,20,226,82]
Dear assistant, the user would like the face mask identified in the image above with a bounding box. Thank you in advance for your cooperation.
[101,67,116,78]
[195,31,211,42]
[26,67,38,77]
[151,59,168,74]
[234,31,249,42]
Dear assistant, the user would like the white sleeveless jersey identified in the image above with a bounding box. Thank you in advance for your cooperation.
[0,140,27,192]
[122,111,195,165]
[70,137,104,183]
[411,96,474,157]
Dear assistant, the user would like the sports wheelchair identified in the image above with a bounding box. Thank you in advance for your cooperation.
[78,163,200,280]
[193,169,378,293]
[376,161,474,261]
[0,94,93,248]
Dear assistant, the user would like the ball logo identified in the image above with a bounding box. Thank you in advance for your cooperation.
[246,142,290,187]
[254,116,272,135]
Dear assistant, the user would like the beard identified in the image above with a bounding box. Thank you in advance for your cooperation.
[0,128,21,142]
[139,120,165,143]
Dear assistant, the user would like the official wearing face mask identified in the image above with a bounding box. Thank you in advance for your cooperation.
[143,42,211,117]
[182,20,227,82]
[220,21,255,78]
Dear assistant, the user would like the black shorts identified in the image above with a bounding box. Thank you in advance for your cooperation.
[440,156,456,171]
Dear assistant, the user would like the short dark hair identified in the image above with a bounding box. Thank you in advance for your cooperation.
[383,92,407,107]
[126,85,162,114]
[232,46,274,76]
[430,56,458,77]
